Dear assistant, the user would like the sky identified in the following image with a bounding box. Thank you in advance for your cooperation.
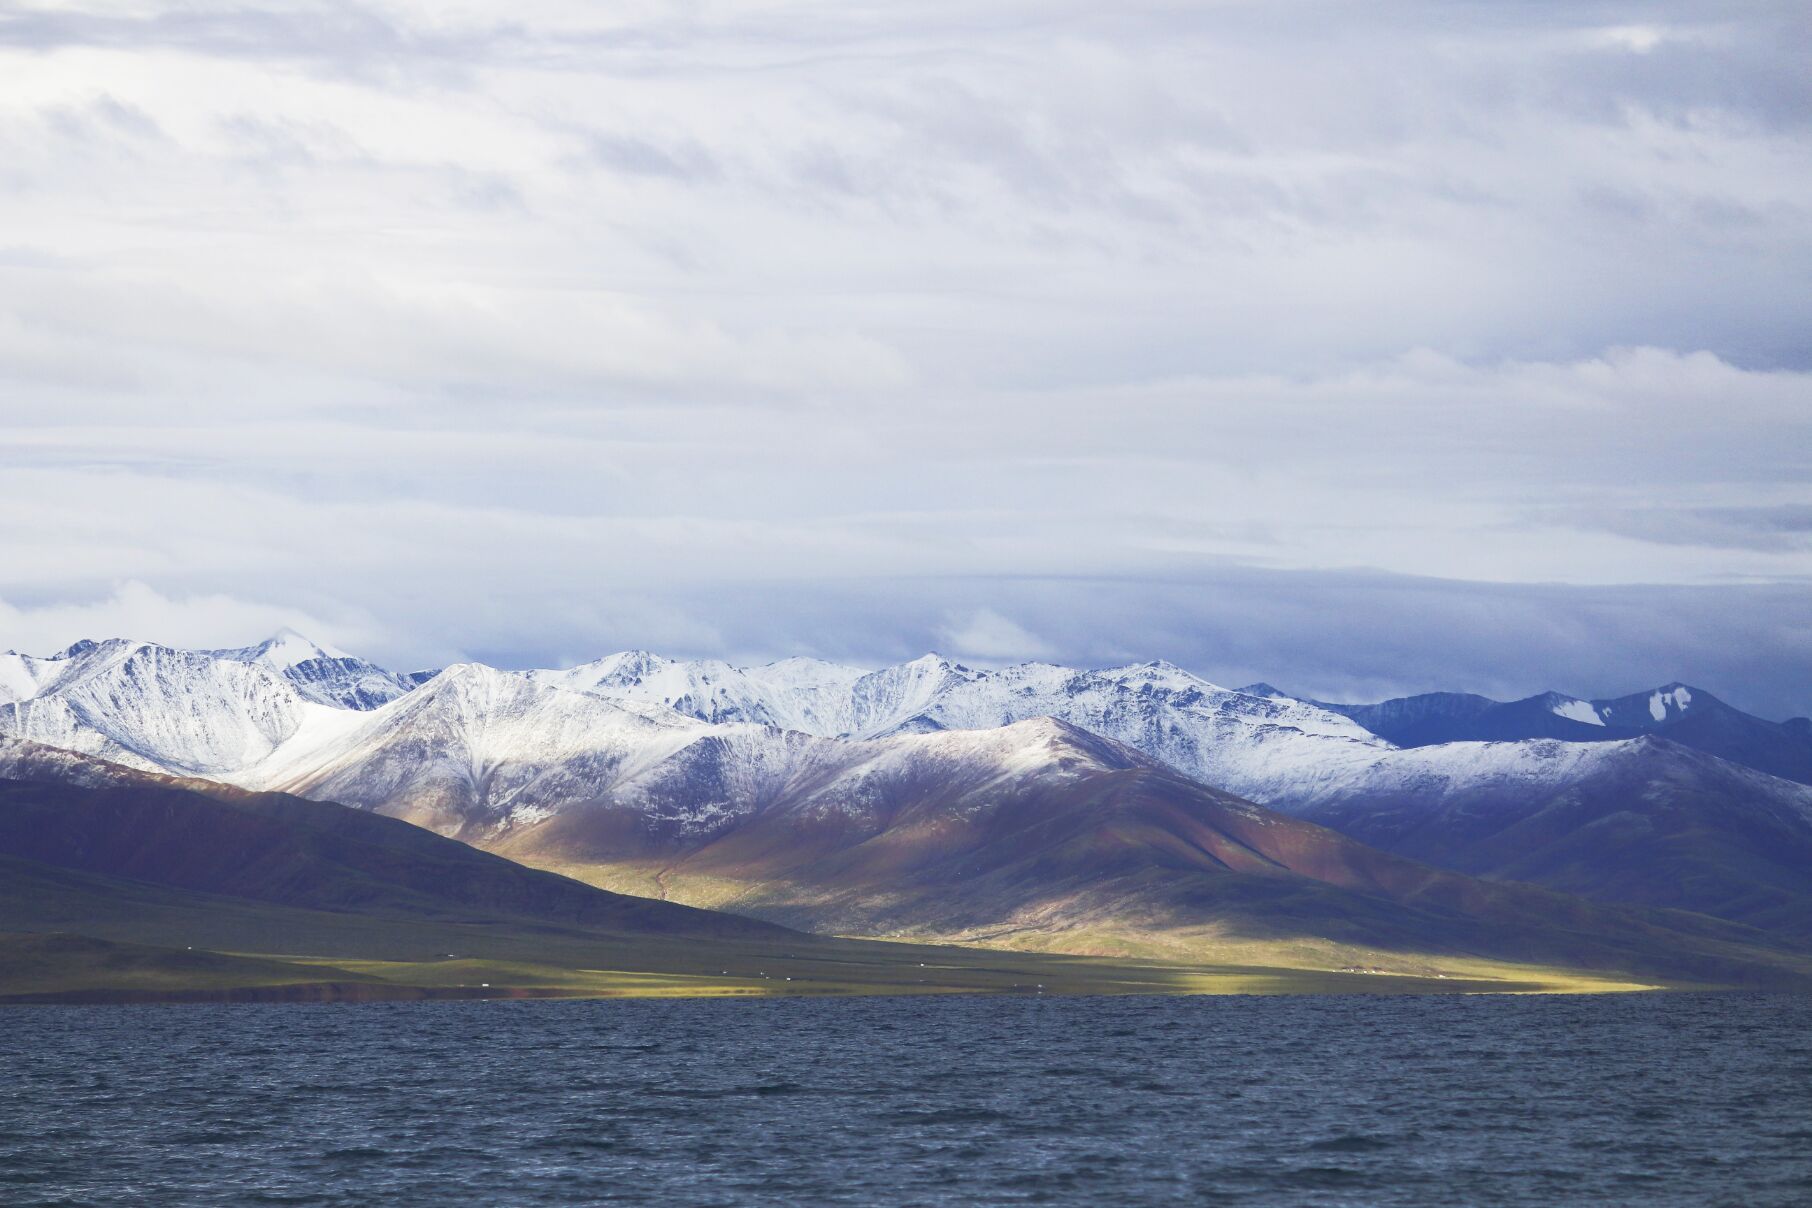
[1,1,1809,717]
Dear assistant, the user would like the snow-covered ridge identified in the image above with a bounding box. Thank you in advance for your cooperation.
[468,645,1396,803]
[526,650,869,734]
[9,633,1792,846]
[530,650,1385,777]
[0,633,1389,833]
[0,642,1156,841]
[0,639,330,776]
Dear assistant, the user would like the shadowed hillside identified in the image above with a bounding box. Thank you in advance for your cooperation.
[0,776,787,940]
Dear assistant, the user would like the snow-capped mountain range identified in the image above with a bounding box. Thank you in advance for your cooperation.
[529,649,1389,795]
[5,632,1811,941]
[0,635,1391,807]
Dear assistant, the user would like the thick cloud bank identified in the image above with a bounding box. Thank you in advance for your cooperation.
[1,2,1808,716]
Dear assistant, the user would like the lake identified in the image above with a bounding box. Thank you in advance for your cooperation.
[4,992,1809,1205]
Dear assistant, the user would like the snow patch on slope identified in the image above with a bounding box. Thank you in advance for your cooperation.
[1550,697,1605,726]
[1650,685,1693,721]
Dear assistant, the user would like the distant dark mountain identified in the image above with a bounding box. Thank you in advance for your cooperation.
[1300,682,1812,786]
[1593,686,1812,786]
[1269,736,1812,941]
[1324,692,1501,747]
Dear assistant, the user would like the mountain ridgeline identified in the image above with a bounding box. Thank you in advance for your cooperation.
[3,633,1811,989]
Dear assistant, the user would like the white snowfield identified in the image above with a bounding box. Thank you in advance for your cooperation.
[3,633,1802,839]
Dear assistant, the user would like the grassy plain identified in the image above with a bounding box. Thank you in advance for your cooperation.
[0,857,1660,1004]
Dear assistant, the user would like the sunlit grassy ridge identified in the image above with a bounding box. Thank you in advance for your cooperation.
[0,929,1658,1005]
[0,852,1664,1002]
[532,857,1810,993]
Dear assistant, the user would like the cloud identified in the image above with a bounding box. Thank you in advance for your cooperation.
[0,346,1807,714]
[1564,504,1812,552]
[644,572,1812,723]
[0,2,1807,718]
[0,582,359,657]
[936,608,1055,662]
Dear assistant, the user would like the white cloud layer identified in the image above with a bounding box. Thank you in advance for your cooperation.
[0,1,1808,716]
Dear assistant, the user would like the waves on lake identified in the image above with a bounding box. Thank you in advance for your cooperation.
[4,992,1811,1205]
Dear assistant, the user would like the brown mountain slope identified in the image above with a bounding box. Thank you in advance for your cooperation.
[488,722,1812,988]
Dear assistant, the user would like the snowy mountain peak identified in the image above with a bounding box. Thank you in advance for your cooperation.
[422,659,505,687]
[415,661,698,730]
[984,715,1146,766]
[2,632,408,716]
[210,628,347,669]
[60,637,142,661]
[885,715,1149,781]
[0,639,318,776]
[406,660,542,715]
[0,639,179,707]
[900,652,967,674]
[207,629,408,710]
[530,650,689,692]
[239,628,351,669]
[760,655,851,672]
[1100,659,1222,692]
[595,650,676,678]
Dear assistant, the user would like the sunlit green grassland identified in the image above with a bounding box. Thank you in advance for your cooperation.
[0,856,1666,1004]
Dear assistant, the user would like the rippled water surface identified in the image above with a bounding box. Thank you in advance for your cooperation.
[4,992,1810,1205]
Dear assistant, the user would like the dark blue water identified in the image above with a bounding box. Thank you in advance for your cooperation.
[3,992,1809,1206]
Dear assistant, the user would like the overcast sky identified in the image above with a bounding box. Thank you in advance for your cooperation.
[1,1,1809,716]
